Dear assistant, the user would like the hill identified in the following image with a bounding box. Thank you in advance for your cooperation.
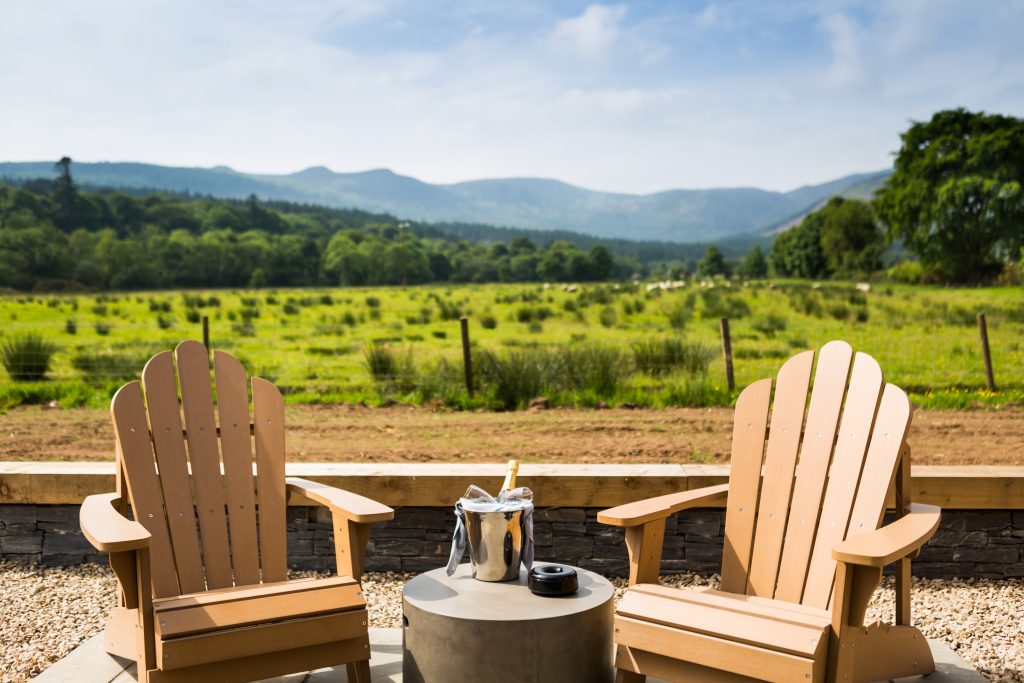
[0,161,890,243]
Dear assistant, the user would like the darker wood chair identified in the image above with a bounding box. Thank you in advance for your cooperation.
[80,340,393,682]
[600,341,940,683]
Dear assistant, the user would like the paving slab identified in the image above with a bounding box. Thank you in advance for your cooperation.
[34,628,985,682]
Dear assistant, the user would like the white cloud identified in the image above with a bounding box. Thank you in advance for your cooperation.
[552,4,628,59]
[817,13,865,89]
[0,1,1021,194]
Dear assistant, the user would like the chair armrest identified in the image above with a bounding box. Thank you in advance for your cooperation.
[832,503,941,568]
[79,493,151,554]
[597,484,729,528]
[286,477,394,524]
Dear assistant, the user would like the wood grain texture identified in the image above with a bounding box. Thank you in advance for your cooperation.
[144,637,369,683]
[719,379,771,594]
[79,492,150,553]
[142,352,205,594]
[746,351,813,597]
[156,581,364,637]
[801,352,884,608]
[175,341,232,589]
[111,381,179,598]
[212,350,260,587]
[252,377,287,582]
[775,340,854,602]
[155,611,368,670]
[614,615,820,682]
[617,589,828,658]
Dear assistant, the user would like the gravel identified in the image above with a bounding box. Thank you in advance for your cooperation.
[2,561,1021,682]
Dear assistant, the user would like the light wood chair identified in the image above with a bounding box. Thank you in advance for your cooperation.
[599,341,941,683]
[79,341,393,683]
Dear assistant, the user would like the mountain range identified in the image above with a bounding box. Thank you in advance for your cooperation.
[0,161,890,244]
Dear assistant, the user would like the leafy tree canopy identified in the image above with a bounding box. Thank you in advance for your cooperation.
[769,197,881,279]
[874,108,1024,282]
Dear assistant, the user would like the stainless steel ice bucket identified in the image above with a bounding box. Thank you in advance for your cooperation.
[463,508,523,581]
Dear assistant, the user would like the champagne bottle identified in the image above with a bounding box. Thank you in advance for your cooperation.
[499,458,520,495]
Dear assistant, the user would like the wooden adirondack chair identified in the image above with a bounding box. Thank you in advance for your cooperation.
[79,341,393,683]
[599,341,941,683]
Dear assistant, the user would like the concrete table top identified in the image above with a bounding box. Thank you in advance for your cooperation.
[402,562,614,621]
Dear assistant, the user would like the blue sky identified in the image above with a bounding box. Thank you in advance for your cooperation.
[1,0,1022,193]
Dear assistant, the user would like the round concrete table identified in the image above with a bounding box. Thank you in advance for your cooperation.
[402,563,614,683]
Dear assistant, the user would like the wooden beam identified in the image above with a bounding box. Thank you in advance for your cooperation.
[1,462,1022,509]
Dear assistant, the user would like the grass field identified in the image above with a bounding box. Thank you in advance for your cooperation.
[0,280,1021,411]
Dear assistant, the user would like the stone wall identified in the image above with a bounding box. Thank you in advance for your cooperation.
[2,504,1022,579]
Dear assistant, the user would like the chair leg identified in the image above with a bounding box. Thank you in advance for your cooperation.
[346,659,372,683]
[616,669,646,683]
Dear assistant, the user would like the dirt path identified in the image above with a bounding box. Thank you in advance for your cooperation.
[1,404,1021,465]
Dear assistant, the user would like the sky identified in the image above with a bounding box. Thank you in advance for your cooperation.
[0,0,1022,194]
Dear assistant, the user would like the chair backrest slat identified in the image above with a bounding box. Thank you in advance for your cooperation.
[719,379,771,594]
[773,340,854,602]
[745,350,813,597]
[253,378,287,582]
[213,350,261,586]
[141,352,206,594]
[799,352,884,607]
[111,382,180,598]
[176,341,233,589]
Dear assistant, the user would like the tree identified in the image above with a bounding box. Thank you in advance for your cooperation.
[769,197,881,279]
[696,245,727,277]
[52,156,80,232]
[874,108,1024,282]
[588,245,614,280]
[738,246,768,278]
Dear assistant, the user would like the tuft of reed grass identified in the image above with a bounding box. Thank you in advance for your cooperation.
[1,334,58,381]
[631,338,716,377]
[363,343,416,393]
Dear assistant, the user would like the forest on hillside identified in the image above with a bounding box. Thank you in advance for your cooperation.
[1,160,767,292]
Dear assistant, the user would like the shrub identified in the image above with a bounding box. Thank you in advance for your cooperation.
[418,357,468,403]
[156,316,173,330]
[700,290,751,319]
[667,303,692,330]
[65,319,77,335]
[283,303,300,315]
[481,315,498,330]
[599,306,617,328]
[91,304,108,316]
[149,300,172,313]
[1,334,58,381]
[632,338,715,377]
[752,314,787,338]
[516,306,553,323]
[431,330,447,339]
[94,322,112,336]
[319,294,334,305]
[342,311,358,326]
[185,309,201,323]
[365,296,381,308]
[528,321,543,333]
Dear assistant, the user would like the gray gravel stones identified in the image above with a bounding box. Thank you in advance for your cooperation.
[2,562,1020,682]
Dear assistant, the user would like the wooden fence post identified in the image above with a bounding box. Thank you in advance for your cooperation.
[720,317,735,392]
[202,315,210,352]
[977,313,995,391]
[460,317,474,397]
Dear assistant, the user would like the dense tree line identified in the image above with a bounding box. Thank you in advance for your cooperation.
[0,163,637,291]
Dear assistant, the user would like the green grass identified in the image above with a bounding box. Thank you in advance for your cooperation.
[0,281,1021,410]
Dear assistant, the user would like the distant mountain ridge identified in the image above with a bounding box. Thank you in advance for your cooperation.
[0,161,890,243]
